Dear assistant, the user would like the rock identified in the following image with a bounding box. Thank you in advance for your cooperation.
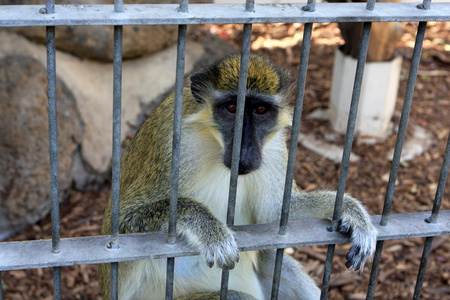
[1,0,209,61]
[298,133,361,163]
[0,30,205,176]
[0,55,83,240]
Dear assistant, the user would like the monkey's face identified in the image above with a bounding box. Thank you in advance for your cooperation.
[190,54,293,175]
[213,93,280,175]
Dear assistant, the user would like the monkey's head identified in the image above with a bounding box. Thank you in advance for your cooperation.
[190,55,293,175]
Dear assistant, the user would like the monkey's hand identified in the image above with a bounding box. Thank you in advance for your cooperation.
[290,191,377,271]
[337,194,377,271]
[120,197,239,270]
[179,211,240,270]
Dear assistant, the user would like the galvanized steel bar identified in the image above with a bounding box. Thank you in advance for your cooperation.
[46,23,63,300]
[53,266,61,300]
[367,21,428,299]
[381,21,427,226]
[45,0,55,14]
[331,21,372,231]
[246,0,255,12]
[272,23,313,300]
[426,132,450,224]
[0,211,449,271]
[365,240,384,299]
[270,248,284,300]
[279,22,313,235]
[114,0,123,13]
[321,21,372,300]
[166,24,188,300]
[302,0,316,12]
[110,25,123,250]
[168,23,187,245]
[2,4,450,27]
[417,0,431,10]
[109,24,123,300]
[412,133,450,299]
[412,236,434,300]
[46,25,60,255]
[366,0,376,11]
[110,262,119,300]
[221,22,253,300]
[179,0,189,13]
[320,244,336,300]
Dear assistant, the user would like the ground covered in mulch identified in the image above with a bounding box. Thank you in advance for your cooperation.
[2,21,449,300]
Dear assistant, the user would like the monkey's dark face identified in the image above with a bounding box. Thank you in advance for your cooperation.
[213,93,279,175]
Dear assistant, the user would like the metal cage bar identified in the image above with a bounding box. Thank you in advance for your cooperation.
[320,20,372,300]
[427,132,450,224]
[366,20,428,299]
[271,21,313,300]
[45,16,63,299]
[2,3,450,26]
[412,131,450,299]
[220,21,253,300]
[0,272,2,300]
[166,22,188,300]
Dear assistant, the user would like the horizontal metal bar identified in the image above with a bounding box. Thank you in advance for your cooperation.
[0,211,448,271]
[0,3,449,27]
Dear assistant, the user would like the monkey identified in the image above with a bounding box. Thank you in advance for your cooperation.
[98,54,377,300]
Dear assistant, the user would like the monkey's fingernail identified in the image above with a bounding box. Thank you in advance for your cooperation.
[345,260,353,269]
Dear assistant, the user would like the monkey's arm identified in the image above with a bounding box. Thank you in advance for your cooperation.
[289,190,377,271]
[119,198,239,269]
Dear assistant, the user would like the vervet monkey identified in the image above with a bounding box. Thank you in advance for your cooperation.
[98,54,377,300]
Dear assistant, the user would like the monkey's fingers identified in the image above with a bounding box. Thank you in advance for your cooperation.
[203,236,240,270]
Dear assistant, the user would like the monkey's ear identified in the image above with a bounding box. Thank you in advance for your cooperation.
[190,72,210,104]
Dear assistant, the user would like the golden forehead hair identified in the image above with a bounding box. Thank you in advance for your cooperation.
[211,55,283,95]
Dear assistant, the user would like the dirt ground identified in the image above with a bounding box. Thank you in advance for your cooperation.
[2,21,449,300]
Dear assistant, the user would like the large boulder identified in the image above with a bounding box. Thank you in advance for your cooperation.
[0,30,205,181]
[0,55,83,239]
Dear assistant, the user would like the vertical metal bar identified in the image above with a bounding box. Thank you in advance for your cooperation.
[46,24,62,300]
[366,21,427,300]
[331,21,372,231]
[110,25,123,250]
[412,236,434,300]
[179,0,189,13]
[46,25,60,255]
[110,262,119,300]
[366,0,376,11]
[302,0,316,12]
[166,24,188,300]
[53,267,61,300]
[114,0,123,13]
[109,24,123,300]
[365,240,384,299]
[380,21,427,226]
[245,0,255,12]
[426,132,450,224]
[45,0,55,14]
[417,0,431,10]
[412,132,450,299]
[278,23,313,235]
[321,22,372,300]
[270,248,285,300]
[270,23,313,300]
[220,23,252,300]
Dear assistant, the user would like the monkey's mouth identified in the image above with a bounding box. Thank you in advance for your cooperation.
[223,157,261,175]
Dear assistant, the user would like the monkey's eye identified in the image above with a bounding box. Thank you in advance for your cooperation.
[226,104,237,113]
[254,106,267,115]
